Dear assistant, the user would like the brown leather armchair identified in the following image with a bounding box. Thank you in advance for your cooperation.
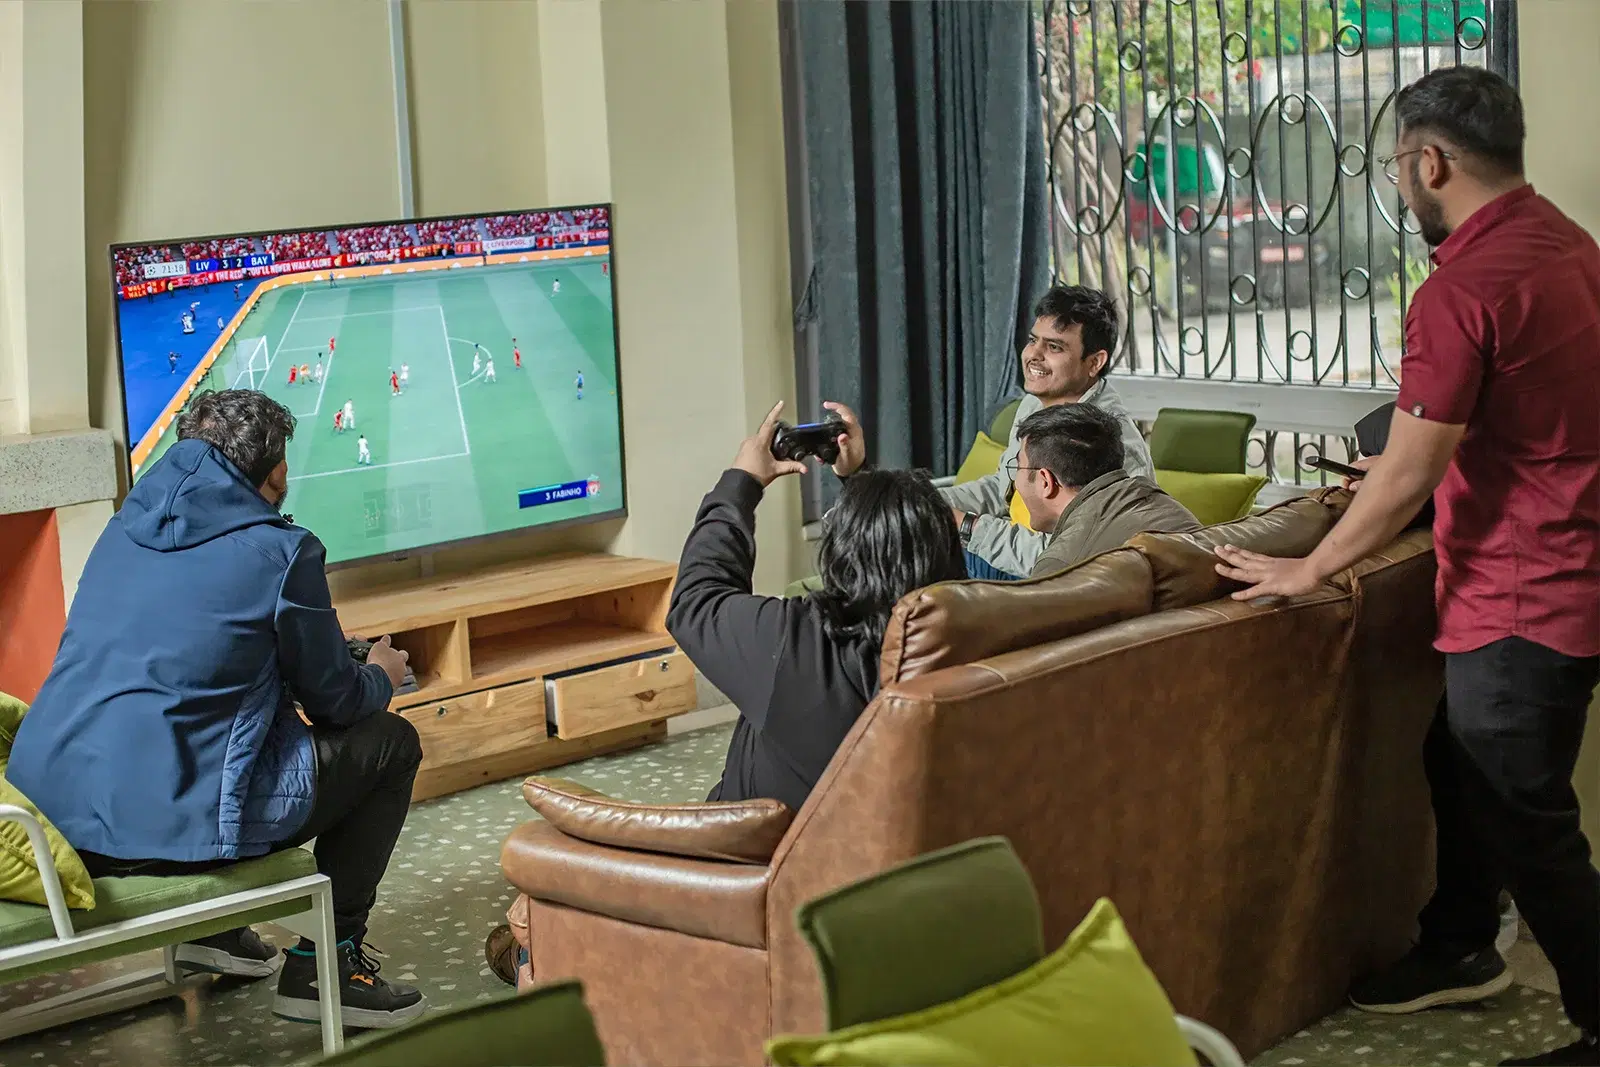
[502,490,1442,1064]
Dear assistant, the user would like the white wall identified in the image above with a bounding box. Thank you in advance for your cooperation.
[71,0,801,597]
[407,0,549,216]
[0,1,88,436]
[537,0,610,205]
[83,0,403,464]
[1518,0,1600,848]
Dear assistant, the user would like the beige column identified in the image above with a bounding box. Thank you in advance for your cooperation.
[598,0,755,566]
[539,0,611,205]
[408,0,548,216]
[0,0,89,436]
[726,0,803,589]
[1517,0,1600,843]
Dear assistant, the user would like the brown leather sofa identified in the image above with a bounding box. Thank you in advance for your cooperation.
[500,489,1442,1064]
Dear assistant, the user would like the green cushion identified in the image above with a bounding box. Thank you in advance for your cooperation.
[1147,408,1256,474]
[1153,470,1268,526]
[0,846,316,952]
[796,837,1045,1030]
[987,398,1024,443]
[0,693,97,912]
[0,691,24,755]
[768,898,1198,1067]
[311,980,605,1066]
[954,431,1007,485]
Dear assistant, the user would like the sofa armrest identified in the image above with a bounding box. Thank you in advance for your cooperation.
[501,820,772,949]
[523,777,793,864]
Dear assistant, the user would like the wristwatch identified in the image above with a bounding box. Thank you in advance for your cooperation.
[959,513,977,545]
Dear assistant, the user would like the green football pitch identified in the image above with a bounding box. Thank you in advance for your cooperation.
[141,258,622,564]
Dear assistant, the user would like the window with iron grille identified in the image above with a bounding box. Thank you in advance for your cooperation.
[1041,0,1516,497]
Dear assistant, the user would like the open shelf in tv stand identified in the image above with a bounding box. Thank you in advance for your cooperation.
[333,552,690,801]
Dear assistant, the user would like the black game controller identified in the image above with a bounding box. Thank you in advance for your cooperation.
[771,420,847,464]
[347,637,419,694]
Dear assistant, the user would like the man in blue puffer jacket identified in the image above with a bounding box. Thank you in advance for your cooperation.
[11,390,427,1029]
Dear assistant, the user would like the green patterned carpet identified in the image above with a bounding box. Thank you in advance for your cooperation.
[1259,987,1580,1065]
[0,720,1579,1066]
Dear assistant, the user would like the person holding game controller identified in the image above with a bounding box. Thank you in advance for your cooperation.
[10,389,430,1031]
[664,401,966,813]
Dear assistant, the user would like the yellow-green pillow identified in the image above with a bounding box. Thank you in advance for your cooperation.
[0,692,96,910]
[954,431,1006,485]
[1008,486,1033,531]
[767,898,1196,1067]
[1153,469,1268,526]
[0,690,25,758]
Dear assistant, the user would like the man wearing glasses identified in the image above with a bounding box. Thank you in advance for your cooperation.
[1214,66,1599,1067]
[1009,403,1197,579]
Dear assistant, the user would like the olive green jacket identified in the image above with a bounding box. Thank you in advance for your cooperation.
[1029,471,1201,579]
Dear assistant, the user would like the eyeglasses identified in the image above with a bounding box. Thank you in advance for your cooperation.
[1379,146,1457,185]
[1003,457,1042,480]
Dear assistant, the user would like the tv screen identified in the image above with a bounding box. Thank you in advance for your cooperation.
[110,204,624,566]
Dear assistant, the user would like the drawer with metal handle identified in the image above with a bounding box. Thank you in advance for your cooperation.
[400,677,548,765]
[545,650,696,740]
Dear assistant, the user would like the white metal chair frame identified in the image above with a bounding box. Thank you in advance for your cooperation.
[1177,1013,1248,1067]
[0,804,344,1054]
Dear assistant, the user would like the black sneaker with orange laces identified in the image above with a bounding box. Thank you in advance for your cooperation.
[272,939,427,1029]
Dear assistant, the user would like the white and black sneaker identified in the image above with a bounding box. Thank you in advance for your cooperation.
[1349,944,1512,1014]
[174,926,282,979]
[273,940,428,1029]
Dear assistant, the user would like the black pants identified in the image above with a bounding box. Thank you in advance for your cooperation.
[1417,636,1600,1034]
[82,711,422,946]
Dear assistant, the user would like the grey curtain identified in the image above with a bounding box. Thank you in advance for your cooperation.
[791,0,1048,508]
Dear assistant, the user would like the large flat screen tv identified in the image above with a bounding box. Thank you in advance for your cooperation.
[110,204,624,566]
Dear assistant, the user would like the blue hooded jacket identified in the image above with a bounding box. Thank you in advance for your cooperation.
[10,439,393,862]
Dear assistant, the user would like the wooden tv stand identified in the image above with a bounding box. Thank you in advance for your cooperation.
[333,553,692,801]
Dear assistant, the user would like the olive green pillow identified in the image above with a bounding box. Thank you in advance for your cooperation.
[954,431,1007,485]
[1154,470,1268,526]
[767,898,1196,1067]
[0,691,96,910]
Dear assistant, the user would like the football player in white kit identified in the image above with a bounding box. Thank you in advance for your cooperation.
[484,358,496,383]
[471,345,482,376]
[400,363,409,389]
[551,279,561,297]
[356,434,372,466]
[343,399,355,431]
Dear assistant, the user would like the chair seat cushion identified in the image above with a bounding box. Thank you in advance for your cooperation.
[0,846,316,950]
[767,898,1198,1067]
[523,777,794,864]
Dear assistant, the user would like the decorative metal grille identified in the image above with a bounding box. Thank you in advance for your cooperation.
[1040,0,1514,487]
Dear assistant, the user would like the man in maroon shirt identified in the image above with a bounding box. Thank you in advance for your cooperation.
[1215,67,1599,1066]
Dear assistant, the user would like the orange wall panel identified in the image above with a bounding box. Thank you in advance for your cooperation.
[0,510,66,703]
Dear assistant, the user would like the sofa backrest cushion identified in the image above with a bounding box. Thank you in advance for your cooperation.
[1130,489,1348,611]
[523,777,794,864]
[879,549,1155,685]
